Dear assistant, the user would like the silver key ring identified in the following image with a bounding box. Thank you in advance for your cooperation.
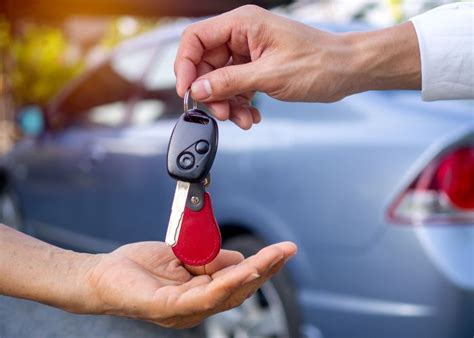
[184,89,198,112]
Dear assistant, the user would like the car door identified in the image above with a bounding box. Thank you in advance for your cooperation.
[87,40,182,245]
[19,44,157,250]
[11,122,93,241]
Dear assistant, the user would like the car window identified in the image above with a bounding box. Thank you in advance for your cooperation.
[144,41,178,91]
[125,41,182,127]
[87,101,129,128]
[130,99,165,125]
[112,44,157,83]
[128,88,182,126]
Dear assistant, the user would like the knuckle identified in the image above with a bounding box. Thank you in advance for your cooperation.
[181,24,195,38]
[239,4,263,14]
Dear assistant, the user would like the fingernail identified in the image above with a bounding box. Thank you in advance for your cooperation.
[191,79,212,100]
[244,273,260,283]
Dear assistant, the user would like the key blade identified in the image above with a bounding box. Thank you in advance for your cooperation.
[165,181,190,246]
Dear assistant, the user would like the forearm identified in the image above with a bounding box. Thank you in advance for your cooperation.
[0,224,98,313]
[346,21,421,95]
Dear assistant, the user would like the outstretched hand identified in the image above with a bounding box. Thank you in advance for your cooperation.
[85,241,297,328]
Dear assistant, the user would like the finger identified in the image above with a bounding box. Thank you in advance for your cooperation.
[231,51,250,67]
[217,252,292,314]
[149,275,214,318]
[175,14,239,97]
[190,63,258,102]
[192,47,259,104]
[228,94,259,129]
[249,106,262,124]
[158,242,296,317]
[229,102,254,130]
[195,46,231,87]
[185,249,244,276]
[219,259,288,313]
[159,262,256,317]
[202,264,262,307]
[206,100,230,121]
[199,45,231,75]
[205,250,244,275]
[236,91,260,124]
[194,50,234,122]
[200,255,288,313]
[212,241,297,280]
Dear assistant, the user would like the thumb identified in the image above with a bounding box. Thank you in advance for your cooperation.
[191,64,257,102]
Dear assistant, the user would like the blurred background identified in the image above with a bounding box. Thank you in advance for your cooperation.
[0,0,454,150]
[1,1,473,338]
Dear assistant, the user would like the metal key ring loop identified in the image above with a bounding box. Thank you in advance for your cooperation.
[184,89,198,112]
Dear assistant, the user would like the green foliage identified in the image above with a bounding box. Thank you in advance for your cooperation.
[4,17,158,107]
[8,25,84,107]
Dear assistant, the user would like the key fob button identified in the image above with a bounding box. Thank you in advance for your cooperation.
[195,140,210,154]
[167,109,218,182]
[178,152,195,170]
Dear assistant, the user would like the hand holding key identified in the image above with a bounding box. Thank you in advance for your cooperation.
[174,5,421,129]
[174,5,348,129]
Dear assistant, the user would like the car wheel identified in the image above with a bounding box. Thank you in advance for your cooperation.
[203,235,301,338]
[0,188,23,231]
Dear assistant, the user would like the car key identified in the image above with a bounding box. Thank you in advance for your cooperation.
[165,90,221,266]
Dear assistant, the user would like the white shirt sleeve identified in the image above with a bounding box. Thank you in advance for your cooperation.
[410,2,474,101]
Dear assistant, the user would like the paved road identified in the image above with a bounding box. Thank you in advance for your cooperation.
[0,296,199,338]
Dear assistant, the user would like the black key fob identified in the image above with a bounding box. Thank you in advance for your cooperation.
[167,109,218,183]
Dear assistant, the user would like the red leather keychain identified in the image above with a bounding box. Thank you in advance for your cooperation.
[165,90,221,266]
[172,192,221,266]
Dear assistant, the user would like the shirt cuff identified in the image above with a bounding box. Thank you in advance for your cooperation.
[410,3,474,101]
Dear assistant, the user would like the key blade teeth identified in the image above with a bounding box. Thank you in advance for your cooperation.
[165,181,190,247]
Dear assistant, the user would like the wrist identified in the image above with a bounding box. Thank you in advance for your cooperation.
[0,225,104,314]
[43,249,104,314]
[66,252,104,314]
[345,21,421,94]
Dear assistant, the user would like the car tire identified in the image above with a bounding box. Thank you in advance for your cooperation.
[202,234,301,338]
[0,188,23,231]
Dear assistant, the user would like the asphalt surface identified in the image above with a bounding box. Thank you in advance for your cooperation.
[0,296,199,338]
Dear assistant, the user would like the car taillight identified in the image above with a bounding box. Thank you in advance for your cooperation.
[388,146,474,225]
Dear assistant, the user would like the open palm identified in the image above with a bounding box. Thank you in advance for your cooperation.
[85,241,296,328]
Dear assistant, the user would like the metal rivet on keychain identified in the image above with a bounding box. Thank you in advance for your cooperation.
[184,88,198,112]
